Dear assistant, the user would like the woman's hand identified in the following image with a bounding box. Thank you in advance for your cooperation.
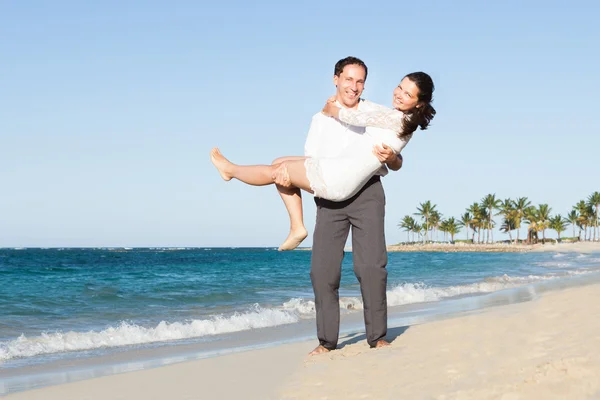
[322,96,340,118]
[373,144,396,164]
[374,144,403,170]
[375,143,403,171]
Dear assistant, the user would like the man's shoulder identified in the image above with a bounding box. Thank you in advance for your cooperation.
[310,111,339,126]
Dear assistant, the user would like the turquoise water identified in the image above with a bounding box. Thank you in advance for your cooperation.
[1,247,599,368]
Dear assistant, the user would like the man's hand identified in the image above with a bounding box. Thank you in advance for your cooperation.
[373,144,403,171]
[272,163,292,187]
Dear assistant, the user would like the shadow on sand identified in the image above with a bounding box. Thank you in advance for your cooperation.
[337,325,410,349]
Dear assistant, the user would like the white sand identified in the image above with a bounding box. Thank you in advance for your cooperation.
[281,283,600,399]
[529,241,600,254]
[6,283,600,400]
[4,343,308,400]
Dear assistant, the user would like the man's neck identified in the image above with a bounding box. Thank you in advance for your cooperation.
[336,98,362,110]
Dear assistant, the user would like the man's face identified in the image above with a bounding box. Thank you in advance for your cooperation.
[333,64,366,109]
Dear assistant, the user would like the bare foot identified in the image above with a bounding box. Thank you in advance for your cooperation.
[373,339,390,348]
[210,147,233,181]
[278,228,308,251]
[308,345,330,356]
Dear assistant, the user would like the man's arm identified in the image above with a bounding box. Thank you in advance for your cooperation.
[387,153,403,171]
[374,143,403,171]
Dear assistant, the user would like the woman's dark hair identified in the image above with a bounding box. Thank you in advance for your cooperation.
[401,72,436,136]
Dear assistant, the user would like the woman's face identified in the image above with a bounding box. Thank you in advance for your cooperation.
[392,77,421,111]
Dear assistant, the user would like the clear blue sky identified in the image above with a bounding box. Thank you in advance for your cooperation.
[1,1,598,247]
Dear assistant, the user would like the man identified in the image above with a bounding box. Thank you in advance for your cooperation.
[276,56,402,355]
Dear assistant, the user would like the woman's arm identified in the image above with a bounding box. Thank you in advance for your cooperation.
[321,100,405,133]
[338,108,405,132]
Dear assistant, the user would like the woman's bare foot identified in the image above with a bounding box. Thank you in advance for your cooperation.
[278,227,308,251]
[210,148,233,181]
[308,345,330,356]
[373,339,390,348]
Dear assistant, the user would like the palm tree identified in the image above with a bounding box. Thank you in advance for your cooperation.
[478,208,490,244]
[481,194,501,243]
[413,223,424,243]
[574,200,593,241]
[536,204,552,244]
[549,214,568,242]
[443,217,460,243]
[524,206,540,244]
[430,210,442,242]
[458,212,472,242]
[584,203,595,241]
[398,216,416,243]
[513,197,532,244]
[439,220,448,242]
[500,216,516,242]
[415,201,437,242]
[566,210,579,240]
[498,198,516,242]
[588,191,600,241]
[467,203,483,243]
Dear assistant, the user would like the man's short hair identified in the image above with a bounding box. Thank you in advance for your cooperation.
[334,56,368,80]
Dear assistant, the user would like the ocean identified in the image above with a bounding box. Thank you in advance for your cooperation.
[1,247,600,394]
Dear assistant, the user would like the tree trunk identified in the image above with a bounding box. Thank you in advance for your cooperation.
[594,208,600,240]
[542,229,546,244]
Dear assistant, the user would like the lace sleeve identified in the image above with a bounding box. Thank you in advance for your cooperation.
[338,108,405,133]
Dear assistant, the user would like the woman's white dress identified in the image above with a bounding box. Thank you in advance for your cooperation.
[304,103,412,201]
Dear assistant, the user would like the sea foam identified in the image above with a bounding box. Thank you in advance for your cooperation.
[2,270,593,362]
[0,306,297,361]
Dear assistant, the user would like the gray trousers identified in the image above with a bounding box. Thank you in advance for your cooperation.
[310,176,388,350]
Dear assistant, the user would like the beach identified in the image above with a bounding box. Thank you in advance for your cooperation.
[386,241,600,253]
[2,244,600,399]
[4,278,599,399]
[281,281,600,400]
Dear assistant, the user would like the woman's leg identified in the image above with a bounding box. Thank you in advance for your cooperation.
[210,148,312,190]
[211,148,313,250]
[272,157,309,251]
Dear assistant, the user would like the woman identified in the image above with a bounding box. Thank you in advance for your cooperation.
[211,72,436,250]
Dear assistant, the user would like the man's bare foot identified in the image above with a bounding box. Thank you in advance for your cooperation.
[374,339,390,348]
[210,147,233,181]
[308,345,330,356]
[278,228,308,251]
